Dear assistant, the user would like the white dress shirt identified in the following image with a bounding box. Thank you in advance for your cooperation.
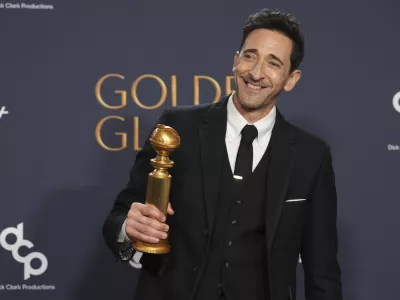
[118,92,277,243]
[225,92,276,173]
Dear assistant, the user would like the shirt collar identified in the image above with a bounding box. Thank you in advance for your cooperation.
[226,92,276,145]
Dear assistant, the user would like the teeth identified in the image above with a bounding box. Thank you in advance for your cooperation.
[247,82,261,89]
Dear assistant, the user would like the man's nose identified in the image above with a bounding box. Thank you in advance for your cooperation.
[249,60,266,81]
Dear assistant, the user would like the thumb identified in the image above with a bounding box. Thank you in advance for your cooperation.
[167,203,175,215]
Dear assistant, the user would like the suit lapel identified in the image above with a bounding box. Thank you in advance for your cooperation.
[198,97,228,233]
[266,109,297,252]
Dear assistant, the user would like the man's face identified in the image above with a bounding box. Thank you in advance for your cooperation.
[233,29,301,111]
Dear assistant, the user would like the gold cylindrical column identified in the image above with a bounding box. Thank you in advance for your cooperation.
[133,124,180,254]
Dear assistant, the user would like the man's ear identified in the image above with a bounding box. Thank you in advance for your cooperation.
[284,69,301,91]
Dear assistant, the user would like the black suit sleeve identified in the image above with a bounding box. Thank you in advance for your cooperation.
[102,109,171,260]
[301,145,343,300]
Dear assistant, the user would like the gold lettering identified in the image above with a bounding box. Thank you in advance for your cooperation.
[95,74,127,109]
[225,76,234,96]
[193,75,221,105]
[132,74,167,110]
[171,75,177,107]
[95,116,127,151]
[133,117,141,151]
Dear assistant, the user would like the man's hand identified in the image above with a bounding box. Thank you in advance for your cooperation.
[125,202,174,243]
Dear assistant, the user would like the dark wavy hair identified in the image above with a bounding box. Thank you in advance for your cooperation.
[240,8,305,73]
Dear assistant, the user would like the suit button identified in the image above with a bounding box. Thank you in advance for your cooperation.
[225,261,229,268]
[236,199,242,205]
[218,283,223,288]
[203,230,209,238]
[228,241,232,247]
[231,220,237,225]
[192,267,198,274]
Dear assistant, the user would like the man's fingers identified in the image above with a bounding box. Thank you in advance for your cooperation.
[126,227,159,244]
[126,202,171,244]
[132,220,168,240]
[133,214,169,233]
[140,205,166,222]
[126,218,168,242]
[126,202,172,244]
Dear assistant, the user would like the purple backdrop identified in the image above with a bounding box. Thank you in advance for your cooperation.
[0,0,399,299]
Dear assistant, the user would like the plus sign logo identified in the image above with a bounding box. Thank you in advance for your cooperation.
[0,106,9,120]
[394,91,400,113]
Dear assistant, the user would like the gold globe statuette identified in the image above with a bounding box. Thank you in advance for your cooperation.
[133,124,180,254]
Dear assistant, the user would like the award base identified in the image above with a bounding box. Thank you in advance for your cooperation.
[133,239,171,254]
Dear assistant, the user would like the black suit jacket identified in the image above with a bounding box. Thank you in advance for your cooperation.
[103,95,343,300]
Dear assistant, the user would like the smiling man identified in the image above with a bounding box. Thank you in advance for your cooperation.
[103,8,343,300]
[232,26,301,123]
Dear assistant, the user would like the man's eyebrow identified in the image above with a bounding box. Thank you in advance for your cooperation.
[268,54,284,66]
[242,48,258,55]
[242,49,285,66]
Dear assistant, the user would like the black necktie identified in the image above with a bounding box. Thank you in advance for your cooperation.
[234,124,258,182]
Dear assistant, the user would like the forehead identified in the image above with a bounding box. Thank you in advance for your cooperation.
[242,29,293,60]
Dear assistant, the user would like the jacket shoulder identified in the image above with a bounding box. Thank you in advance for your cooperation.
[287,122,331,155]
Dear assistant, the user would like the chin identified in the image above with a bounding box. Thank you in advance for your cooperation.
[238,98,264,111]
[236,93,264,108]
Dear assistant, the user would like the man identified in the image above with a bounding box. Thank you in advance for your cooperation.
[103,8,343,300]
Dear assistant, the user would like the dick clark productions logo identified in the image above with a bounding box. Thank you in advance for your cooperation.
[0,223,48,280]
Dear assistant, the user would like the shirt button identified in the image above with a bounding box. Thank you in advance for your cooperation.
[225,261,230,268]
[228,241,232,247]
[218,283,223,288]
[236,199,242,205]
[203,230,209,238]
[231,220,237,225]
[192,267,198,274]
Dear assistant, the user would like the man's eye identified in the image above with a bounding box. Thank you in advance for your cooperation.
[269,61,279,67]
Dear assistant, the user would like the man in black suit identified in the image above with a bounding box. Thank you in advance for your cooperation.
[103,8,343,300]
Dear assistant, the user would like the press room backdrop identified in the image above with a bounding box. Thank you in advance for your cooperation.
[0,0,399,299]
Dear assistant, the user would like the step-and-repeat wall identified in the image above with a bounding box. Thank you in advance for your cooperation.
[0,1,399,299]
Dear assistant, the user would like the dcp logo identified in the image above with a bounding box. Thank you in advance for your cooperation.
[393,91,400,113]
[0,223,48,280]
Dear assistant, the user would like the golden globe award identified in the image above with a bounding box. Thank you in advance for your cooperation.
[133,124,180,254]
